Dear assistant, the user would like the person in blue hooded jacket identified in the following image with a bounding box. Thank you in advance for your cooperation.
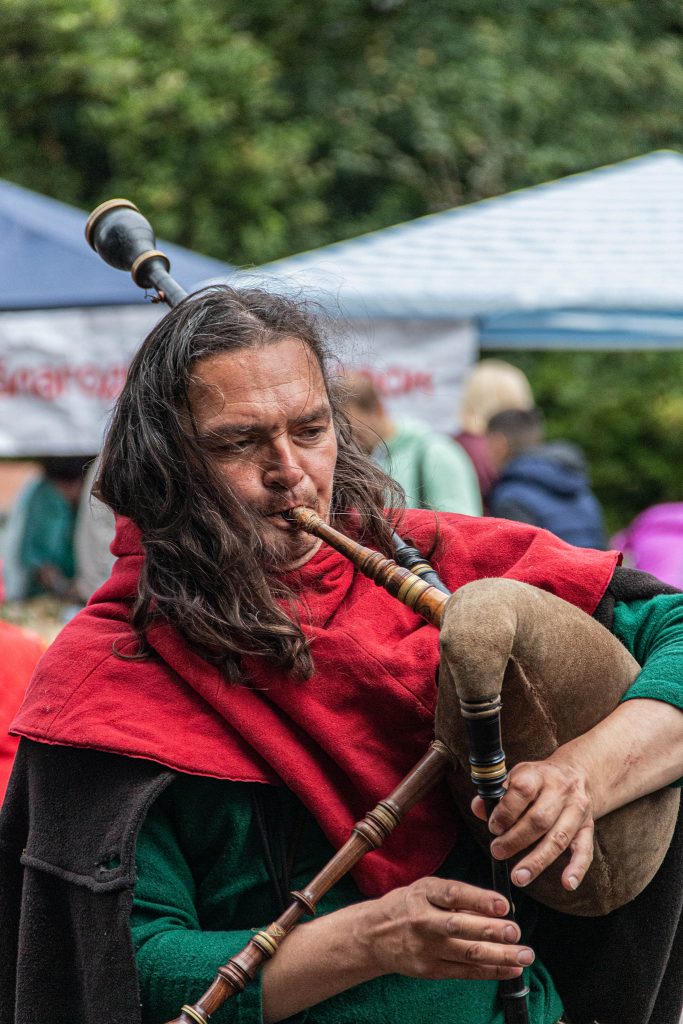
[486,408,607,549]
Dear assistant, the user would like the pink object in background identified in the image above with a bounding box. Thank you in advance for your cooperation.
[612,503,683,588]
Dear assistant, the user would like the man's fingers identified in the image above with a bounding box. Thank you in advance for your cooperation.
[444,912,521,946]
[488,764,542,836]
[470,795,487,822]
[505,814,594,888]
[561,824,595,891]
[490,789,568,861]
[443,938,535,969]
[431,962,526,982]
[424,878,509,918]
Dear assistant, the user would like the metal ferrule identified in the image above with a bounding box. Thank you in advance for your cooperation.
[84,198,139,246]
[396,575,424,609]
[179,1006,207,1024]
[459,695,502,719]
[367,800,402,836]
[470,760,507,783]
[130,248,171,285]
[250,928,283,959]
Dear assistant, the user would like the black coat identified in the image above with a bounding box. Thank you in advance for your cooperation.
[0,740,173,1024]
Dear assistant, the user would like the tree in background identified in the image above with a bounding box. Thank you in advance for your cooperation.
[0,0,326,263]
[2,0,683,263]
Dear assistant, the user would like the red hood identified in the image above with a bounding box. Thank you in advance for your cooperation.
[12,510,619,895]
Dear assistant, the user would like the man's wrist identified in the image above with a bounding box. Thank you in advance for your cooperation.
[338,899,387,983]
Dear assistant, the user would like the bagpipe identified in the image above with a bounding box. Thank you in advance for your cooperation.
[85,200,680,1024]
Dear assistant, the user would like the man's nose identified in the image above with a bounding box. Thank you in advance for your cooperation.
[262,444,305,490]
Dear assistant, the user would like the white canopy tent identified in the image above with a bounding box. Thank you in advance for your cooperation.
[248,150,683,433]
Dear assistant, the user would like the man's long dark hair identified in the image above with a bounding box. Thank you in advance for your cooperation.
[97,286,405,680]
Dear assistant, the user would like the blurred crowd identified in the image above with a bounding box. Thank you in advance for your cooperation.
[2,455,114,608]
[341,357,607,550]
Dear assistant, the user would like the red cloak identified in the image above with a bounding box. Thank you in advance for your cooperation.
[12,511,618,895]
[0,622,45,802]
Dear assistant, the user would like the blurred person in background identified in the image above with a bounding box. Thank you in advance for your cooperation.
[342,374,482,515]
[455,359,535,509]
[74,457,116,603]
[2,455,89,602]
[487,409,606,549]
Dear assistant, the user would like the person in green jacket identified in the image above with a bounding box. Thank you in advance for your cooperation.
[2,456,87,601]
[342,373,482,516]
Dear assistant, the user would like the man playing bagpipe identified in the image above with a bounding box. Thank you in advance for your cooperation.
[1,287,681,1024]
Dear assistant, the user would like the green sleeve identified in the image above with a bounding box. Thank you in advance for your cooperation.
[611,592,683,785]
[131,782,265,1024]
[612,593,683,711]
[422,437,483,516]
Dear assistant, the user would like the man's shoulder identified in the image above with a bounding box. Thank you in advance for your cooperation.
[10,606,176,749]
[399,508,515,559]
[1,737,174,885]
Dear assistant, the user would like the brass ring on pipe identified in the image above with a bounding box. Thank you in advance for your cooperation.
[85,198,139,248]
[470,762,507,781]
[130,249,171,286]
[251,930,281,958]
[179,1005,207,1024]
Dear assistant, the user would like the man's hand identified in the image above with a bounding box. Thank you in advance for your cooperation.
[361,877,534,981]
[471,756,595,894]
[262,878,534,1022]
[470,698,683,896]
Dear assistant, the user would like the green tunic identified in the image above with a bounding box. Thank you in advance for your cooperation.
[131,594,683,1024]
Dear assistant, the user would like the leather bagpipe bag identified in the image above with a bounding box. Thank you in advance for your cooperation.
[435,578,680,916]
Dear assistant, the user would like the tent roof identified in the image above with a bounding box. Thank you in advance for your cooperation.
[0,179,233,310]
[258,151,683,343]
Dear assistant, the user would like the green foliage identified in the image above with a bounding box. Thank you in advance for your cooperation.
[487,350,683,535]
[0,0,326,262]
[2,0,683,262]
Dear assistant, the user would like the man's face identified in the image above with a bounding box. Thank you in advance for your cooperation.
[188,336,338,570]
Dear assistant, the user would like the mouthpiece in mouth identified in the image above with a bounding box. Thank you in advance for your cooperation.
[281,506,311,527]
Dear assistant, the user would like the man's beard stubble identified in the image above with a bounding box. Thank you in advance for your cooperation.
[234,488,322,573]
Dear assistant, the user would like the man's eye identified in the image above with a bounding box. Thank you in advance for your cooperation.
[210,438,253,455]
[298,426,325,441]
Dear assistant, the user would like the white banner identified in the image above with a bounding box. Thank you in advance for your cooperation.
[0,305,162,456]
[0,309,477,456]
[337,318,477,434]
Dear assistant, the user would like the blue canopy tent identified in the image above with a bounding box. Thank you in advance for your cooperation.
[0,178,231,309]
[0,181,234,455]
[249,151,683,430]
